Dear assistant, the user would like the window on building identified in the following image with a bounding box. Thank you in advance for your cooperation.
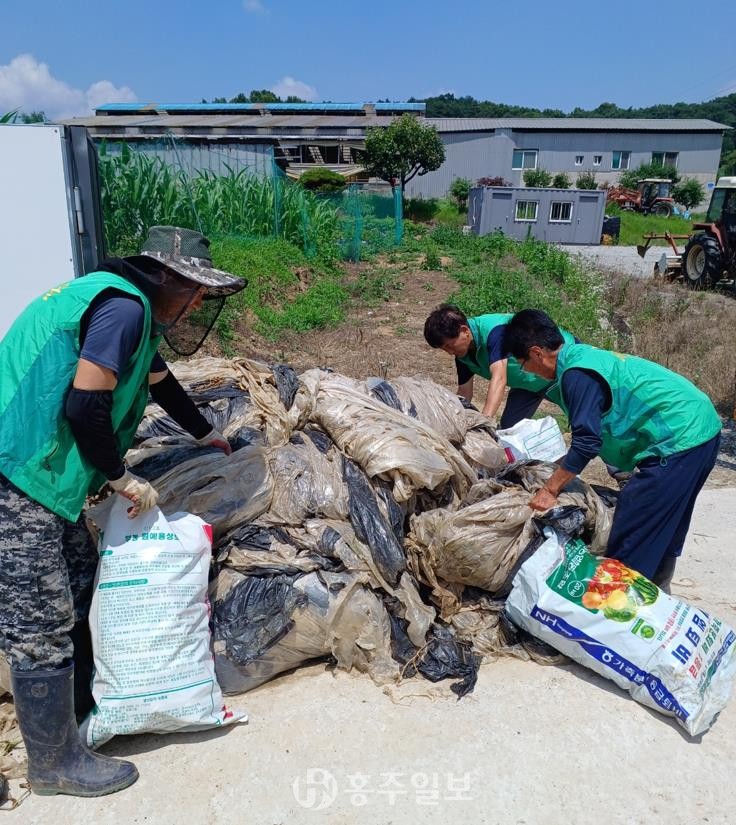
[574,155,584,166]
[652,151,679,167]
[549,201,573,223]
[593,155,603,167]
[515,201,538,221]
[512,149,538,170]
[612,150,631,170]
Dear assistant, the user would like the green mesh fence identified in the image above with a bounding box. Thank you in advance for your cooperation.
[97,137,403,262]
[316,185,403,261]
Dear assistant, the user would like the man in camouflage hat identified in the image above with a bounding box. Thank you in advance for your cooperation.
[0,226,245,797]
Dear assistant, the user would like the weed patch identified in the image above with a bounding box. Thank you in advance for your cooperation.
[606,275,736,413]
[412,228,612,346]
[209,236,346,346]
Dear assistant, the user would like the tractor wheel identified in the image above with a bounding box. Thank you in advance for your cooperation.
[681,233,724,290]
[652,202,672,217]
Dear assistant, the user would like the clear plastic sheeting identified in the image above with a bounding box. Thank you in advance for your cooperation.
[497,462,613,552]
[367,375,490,446]
[303,370,477,503]
[261,432,348,526]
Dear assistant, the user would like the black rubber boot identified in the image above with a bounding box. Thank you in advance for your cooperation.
[651,555,677,595]
[69,620,95,722]
[11,664,138,797]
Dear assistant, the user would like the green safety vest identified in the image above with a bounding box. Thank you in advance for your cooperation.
[457,313,577,403]
[555,342,721,471]
[0,273,161,521]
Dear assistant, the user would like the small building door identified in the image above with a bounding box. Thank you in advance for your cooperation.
[574,195,601,244]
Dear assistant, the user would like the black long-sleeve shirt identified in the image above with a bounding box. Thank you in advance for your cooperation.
[65,291,210,479]
[559,368,612,474]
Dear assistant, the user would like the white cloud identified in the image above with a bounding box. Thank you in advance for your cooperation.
[0,54,136,119]
[243,0,266,12]
[270,76,318,102]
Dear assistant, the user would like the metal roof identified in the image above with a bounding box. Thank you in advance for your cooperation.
[64,114,391,128]
[95,101,424,115]
[427,117,730,132]
[60,112,731,139]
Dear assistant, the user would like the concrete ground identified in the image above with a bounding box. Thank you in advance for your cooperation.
[560,244,657,279]
[6,487,736,825]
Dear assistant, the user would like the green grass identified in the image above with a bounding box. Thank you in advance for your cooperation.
[434,198,466,228]
[406,226,614,348]
[350,267,404,306]
[209,236,346,347]
[605,204,694,247]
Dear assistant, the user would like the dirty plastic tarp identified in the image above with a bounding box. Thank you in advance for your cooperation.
[84,358,617,702]
[406,467,614,617]
[299,370,477,503]
[211,568,399,694]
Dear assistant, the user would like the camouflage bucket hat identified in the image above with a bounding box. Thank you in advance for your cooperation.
[138,226,245,297]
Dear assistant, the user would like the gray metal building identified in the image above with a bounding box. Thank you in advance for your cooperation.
[407,118,728,199]
[468,186,606,245]
[99,137,274,177]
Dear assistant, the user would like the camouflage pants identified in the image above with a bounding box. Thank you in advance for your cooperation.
[0,475,98,672]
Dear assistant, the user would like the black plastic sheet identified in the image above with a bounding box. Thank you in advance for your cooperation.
[213,573,307,666]
[343,457,406,587]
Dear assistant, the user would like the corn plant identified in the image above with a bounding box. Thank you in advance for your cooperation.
[99,142,340,257]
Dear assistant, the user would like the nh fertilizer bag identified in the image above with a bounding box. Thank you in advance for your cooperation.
[496,417,566,464]
[83,497,244,747]
[506,528,736,736]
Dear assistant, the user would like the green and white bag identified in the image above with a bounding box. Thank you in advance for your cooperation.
[507,528,736,736]
[83,498,244,747]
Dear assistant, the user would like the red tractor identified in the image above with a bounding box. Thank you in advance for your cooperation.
[637,177,736,289]
[607,178,675,217]
[680,177,736,288]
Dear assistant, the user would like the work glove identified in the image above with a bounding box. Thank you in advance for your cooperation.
[109,470,159,519]
[196,428,232,455]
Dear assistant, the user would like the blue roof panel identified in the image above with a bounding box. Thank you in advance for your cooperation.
[96,101,425,113]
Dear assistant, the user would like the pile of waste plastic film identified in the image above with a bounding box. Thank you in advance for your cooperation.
[123,357,616,698]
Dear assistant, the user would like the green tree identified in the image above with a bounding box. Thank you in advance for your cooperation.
[248,89,281,103]
[362,114,445,199]
[671,178,705,210]
[1,109,19,123]
[552,172,572,189]
[206,90,307,105]
[523,168,552,187]
[21,110,46,123]
[576,171,598,189]
[619,162,681,189]
[299,168,347,193]
[719,149,736,177]
[449,177,471,210]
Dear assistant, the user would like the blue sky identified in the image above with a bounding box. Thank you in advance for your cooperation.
[2,0,736,119]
